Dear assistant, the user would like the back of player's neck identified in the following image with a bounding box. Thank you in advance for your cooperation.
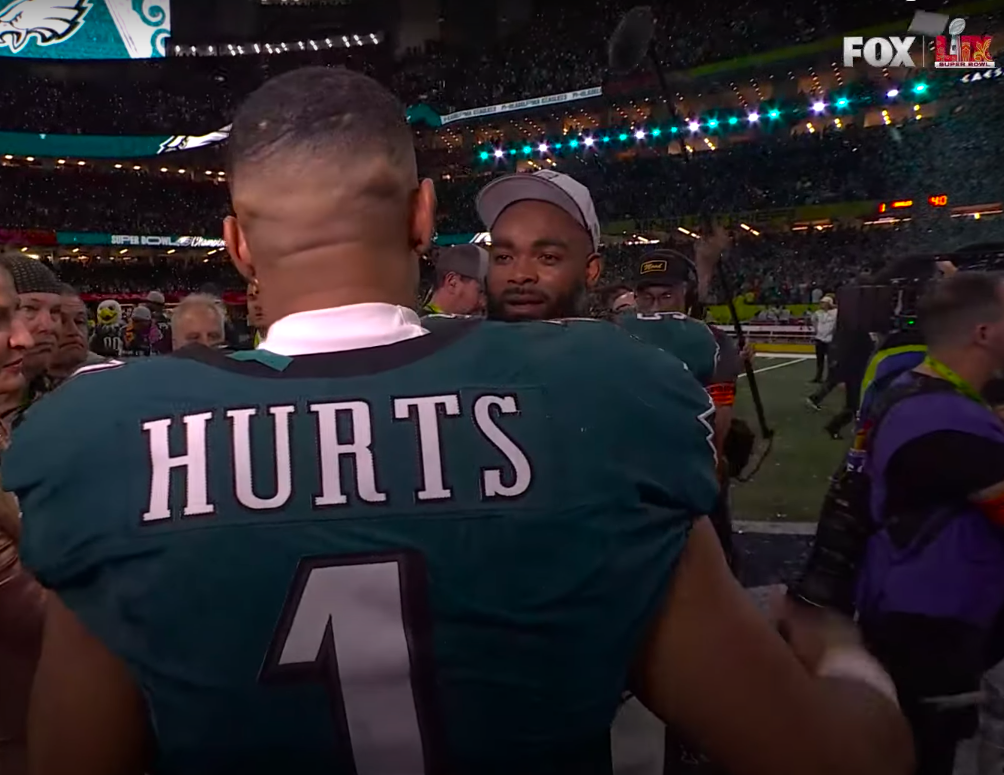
[264,249,415,319]
[273,289,414,322]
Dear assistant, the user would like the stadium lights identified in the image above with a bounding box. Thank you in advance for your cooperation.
[166,249,176,255]
[119,248,128,254]
[56,159,65,164]
[473,80,955,164]
[25,156,33,161]
[114,163,122,168]
[160,167,168,172]
[887,88,900,98]
[178,168,186,173]
[133,165,141,170]
[20,247,27,252]
[2,154,10,160]
[77,160,85,165]
[493,149,504,158]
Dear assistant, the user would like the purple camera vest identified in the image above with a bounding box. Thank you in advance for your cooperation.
[858,383,1004,628]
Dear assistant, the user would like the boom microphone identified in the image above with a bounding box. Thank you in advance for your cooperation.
[608,6,656,73]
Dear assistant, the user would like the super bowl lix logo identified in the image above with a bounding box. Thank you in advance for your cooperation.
[934,18,994,69]
[0,0,91,54]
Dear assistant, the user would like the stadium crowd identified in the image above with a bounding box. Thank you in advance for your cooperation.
[0,0,940,135]
[3,78,1003,247]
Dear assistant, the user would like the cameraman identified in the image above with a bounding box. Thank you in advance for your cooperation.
[856,272,1004,775]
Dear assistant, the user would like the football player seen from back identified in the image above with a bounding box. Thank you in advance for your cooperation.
[7,68,911,775]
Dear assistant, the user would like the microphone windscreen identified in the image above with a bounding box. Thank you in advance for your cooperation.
[608,6,655,73]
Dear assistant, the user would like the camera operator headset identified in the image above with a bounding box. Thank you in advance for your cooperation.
[794,270,1004,775]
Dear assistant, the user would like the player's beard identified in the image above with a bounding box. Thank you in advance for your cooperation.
[487,278,587,322]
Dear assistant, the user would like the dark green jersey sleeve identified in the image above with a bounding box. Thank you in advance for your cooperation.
[3,361,149,646]
[616,311,719,386]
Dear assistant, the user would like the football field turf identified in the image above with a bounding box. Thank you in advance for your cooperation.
[731,355,850,523]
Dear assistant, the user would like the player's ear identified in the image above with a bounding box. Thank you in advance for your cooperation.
[410,178,437,256]
[223,216,253,282]
[585,252,604,290]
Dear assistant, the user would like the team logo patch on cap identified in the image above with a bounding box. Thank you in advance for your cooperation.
[640,259,668,274]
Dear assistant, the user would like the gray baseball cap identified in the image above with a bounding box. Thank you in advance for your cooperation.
[476,170,601,251]
[434,244,488,283]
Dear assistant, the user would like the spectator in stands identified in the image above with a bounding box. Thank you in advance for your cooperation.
[170,293,226,350]
[422,244,487,315]
[0,255,62,419]
[48,285,95,382]
[143,291,172,355]
[121,305,162,357]
[608,286,635,313]
[810,295,838,383]
[200,282,242,348]
[245,279,267,347]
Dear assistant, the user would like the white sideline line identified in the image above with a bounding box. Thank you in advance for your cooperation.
[740,355,812,378]
[733,520,817,535]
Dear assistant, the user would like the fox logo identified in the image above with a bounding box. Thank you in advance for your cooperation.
[0,0,91,54]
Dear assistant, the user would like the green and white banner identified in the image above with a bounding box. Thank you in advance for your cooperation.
[0,83,604,158]
[0,0,171,60]
[436,87,602,126]
[0,125,227,158]
[57,232,225,247]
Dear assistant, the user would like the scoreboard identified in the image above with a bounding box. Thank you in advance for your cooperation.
[877,195,949,213]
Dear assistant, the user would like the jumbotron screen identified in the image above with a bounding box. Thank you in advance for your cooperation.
[0,0,171,59]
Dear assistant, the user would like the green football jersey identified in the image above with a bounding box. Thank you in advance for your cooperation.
[6,318,717,775]
[617,311,719,386]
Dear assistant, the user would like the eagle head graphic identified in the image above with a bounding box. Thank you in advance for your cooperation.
[0,0,92,54]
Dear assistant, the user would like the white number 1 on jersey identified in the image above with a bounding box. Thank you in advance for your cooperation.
[260,552,443,774]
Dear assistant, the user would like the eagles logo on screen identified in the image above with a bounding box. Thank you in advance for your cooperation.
[0,0,92,54]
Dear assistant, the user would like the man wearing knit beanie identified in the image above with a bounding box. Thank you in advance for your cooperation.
[0,255,63,414]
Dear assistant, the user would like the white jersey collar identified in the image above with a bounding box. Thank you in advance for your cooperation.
[260,303,428,357]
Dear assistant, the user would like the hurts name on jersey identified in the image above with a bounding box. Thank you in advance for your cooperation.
[139,394,535,523]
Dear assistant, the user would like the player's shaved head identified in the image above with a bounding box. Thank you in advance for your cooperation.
[223,66,436,320]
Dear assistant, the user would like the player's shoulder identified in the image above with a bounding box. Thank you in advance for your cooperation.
[617,310,713,335]
[474,317,699,388]
[420,312,478,327]
[17,351,210,429]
